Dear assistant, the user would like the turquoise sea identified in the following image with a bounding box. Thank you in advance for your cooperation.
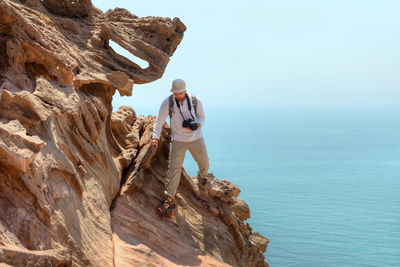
[180,105,400,267]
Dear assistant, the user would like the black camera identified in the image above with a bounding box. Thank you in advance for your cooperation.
[182,118,198,130]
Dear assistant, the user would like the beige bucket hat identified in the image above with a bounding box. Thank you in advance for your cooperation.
[170,78,187,92]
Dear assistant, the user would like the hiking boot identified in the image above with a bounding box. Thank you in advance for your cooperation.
[157,198,176,214]
[197,177,208,185]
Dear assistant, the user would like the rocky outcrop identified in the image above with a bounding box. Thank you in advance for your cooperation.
[0,0,269,266]
[109,110,270,267]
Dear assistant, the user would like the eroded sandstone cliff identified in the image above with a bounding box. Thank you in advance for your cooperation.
[0,0,270,266]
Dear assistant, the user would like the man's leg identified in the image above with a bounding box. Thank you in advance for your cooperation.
[188,137,210,182]
[164,140,188,200]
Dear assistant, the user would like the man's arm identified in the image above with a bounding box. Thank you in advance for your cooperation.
[195,97,205,129]
[152,98,169,140]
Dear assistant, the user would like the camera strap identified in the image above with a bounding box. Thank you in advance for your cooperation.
[175,93,195,120]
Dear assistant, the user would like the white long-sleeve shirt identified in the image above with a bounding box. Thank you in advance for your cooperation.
[152,92,205,142]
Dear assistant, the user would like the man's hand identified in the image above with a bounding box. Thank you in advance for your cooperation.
[148,139,159,150]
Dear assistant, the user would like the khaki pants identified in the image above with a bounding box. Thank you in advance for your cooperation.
[164,137,209,199]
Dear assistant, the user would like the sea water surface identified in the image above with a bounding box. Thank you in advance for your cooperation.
[181,105,400,267]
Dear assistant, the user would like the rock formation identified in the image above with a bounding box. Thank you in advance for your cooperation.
[0,0,270,266]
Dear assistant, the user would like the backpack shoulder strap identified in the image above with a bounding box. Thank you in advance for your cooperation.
[168,94,174,119]
[191,94,198,117]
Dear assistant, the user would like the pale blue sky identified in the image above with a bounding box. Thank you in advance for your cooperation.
[92,0,399,114]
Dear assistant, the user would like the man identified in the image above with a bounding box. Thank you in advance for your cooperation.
[149,78,209,214]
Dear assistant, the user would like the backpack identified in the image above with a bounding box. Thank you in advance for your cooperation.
[168,93,198,120]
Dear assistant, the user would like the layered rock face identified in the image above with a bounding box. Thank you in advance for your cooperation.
[0,0,270,266]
